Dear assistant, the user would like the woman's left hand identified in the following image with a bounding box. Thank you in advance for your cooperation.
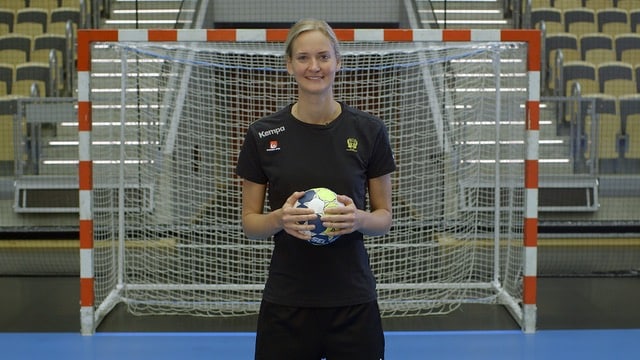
[321,195,359,236]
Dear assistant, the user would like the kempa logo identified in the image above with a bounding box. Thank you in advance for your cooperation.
[258,126,286,138]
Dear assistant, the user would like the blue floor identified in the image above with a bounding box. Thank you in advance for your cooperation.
[2,329,639,359]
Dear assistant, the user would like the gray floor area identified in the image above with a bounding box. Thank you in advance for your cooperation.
[1,276,639,333]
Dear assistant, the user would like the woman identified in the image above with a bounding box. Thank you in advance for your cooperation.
[235,18,396,360]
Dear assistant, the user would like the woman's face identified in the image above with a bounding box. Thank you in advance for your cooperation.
[287,30,341,96]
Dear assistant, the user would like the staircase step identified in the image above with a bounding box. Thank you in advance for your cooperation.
[417,0,511,29]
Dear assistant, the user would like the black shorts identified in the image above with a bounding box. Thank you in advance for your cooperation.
[254,300,385,360]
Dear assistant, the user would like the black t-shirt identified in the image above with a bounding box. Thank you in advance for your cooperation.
[236,102,396,307]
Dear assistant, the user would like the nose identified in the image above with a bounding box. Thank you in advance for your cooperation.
[310,58,320,71]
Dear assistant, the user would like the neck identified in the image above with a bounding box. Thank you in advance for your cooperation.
[292,99,341,125]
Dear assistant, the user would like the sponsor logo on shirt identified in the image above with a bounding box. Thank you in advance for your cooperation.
[267,140,280,152]
[258,126,286,138]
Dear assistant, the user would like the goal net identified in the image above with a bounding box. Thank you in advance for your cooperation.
[78,29,539,334]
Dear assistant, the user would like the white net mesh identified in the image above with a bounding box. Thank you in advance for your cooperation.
[89,40,529,320]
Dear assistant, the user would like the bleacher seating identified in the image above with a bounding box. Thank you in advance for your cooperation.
[15,7,48,36]
[0,0,80,97]
[563,60,600,96]
[553,0,583,10]
[597,61,635,95]
[615,0,636,11]
[581,93,619,160]
[615,33,640,63]
[532,7,564,33]
[49,7,80,35]
[597,8,629,36]
[14,61,50,96]
[0,63,13,96]
[580,32,615,64]
[0,8,15,35]
[564,8,598,34]
[584,0,616,11]
[0,34,32,64]
[619,94,640,159]
[630,10,640,33]
[5,0,27,11]
[29,0,61,10]
[635,64,640,94]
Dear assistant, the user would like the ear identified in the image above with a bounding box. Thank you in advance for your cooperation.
[286,58,294,75]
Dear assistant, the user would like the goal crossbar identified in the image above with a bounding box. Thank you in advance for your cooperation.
[77,28,540,335]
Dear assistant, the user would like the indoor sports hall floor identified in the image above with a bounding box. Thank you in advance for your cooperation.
[1,276,639,359]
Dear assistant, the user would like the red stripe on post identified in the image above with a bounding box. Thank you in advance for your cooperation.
[77,30,119,71]
[524,218,538,247]
[523,276,537,305]
[266,29,289,42]
[443,29,471,42]
[334,29,355,42]
[525,160,539,189]
[526,101,540,131]
[207,29,236,42]
[501,29,541,71]
[384,29,414,42]
[79,161,92,191]
[148,29,177,42]
[79,219,94,249]
[80,278,95,307]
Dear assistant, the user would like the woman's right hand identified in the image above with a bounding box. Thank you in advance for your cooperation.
[281,191,317,241]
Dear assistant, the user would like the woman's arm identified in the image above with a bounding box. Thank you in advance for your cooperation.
[324,173,393,237]
[240,179,316,240]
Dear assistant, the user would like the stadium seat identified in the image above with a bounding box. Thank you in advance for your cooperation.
[615,0,635,11]
[630,10,640,33]
[597,8,629,36]
[553,0,583,10]
[50,6,80,25]
[614,33,640,63]
[581,93,618,160]
[619,94,640,159]
[564,8,598,35]
[29,0,60,10]
[583,0,615,11]
[14,62,50,97]
[0,95,20,162]
[4,0,27,11]
[532,7,564,34]
[32,33,66,68]
[546,33,582,91]
[531,0,552,8]
[562,60,600,96]
[0,34,32,64]
[635,64,640,93]
[0,8,15,35]
[15,7,49,36]
[580,33,615,64]
[49,7,80,35]
[59,0,81,8]
[582,94,620,159]
[0,63,13,96]
[597,61,635,95]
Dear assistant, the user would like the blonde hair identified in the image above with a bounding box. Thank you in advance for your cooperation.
[284,19,341,62]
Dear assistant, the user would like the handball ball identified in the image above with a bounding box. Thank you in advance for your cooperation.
[295,187,345,246]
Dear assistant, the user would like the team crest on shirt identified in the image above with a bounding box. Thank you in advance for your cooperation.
[346,137,358,152]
